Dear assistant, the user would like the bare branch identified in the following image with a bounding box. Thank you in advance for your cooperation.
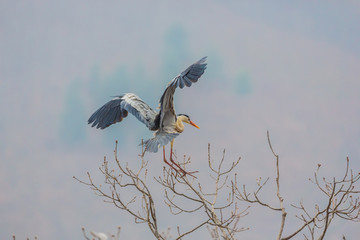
[266,131,287,240]
[76,134,359,240]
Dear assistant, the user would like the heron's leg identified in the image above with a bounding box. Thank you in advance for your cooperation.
[169,140,198,178]
[169,139,178,165]
[170,139,174,159]
[163,146,180,173]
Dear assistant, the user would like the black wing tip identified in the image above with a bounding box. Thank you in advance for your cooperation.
[195,56,207,66]
[195,56,207,69]
[87,97,126,130]
[170,57,208,89]
[198,56,207,63]
[88,120,115,130]
[88,115,97,127]
[87,118,103,129]
[88,114,125,129]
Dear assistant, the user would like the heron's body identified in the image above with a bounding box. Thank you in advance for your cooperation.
[88,57,207,175]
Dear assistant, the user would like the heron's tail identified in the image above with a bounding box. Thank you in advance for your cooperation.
[141,132,179,153]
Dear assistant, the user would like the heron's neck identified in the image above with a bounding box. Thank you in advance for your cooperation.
[175,118,185,133]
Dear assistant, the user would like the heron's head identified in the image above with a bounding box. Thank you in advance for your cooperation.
[177,114,199,129]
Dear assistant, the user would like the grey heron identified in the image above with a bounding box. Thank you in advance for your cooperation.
[88,57,207,175]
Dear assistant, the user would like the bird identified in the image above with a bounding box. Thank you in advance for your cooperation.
[88,57,207,176]
[90,232,108,240]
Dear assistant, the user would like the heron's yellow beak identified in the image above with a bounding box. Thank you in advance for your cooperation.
[189,120,200,129]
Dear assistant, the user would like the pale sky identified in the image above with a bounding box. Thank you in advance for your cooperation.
[1,1,360,239]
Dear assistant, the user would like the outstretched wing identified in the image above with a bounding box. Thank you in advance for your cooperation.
[158,57,207,131]
[88,93,159,130]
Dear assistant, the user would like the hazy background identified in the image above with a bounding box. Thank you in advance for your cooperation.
[1,1,360,239]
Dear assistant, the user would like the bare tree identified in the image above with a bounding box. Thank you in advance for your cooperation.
[234,131,360,240]
[74,141,164,238]
[75,141,247,239]
[155,144,248,239]
[76,132,360,239]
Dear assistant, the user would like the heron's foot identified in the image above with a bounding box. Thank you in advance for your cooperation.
[169,156,197,178]
[164,158,197,177]
[169,165,198,178]
[163,156,182,174]
[178,169,198,178]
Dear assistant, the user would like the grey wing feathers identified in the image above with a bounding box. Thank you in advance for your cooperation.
[88,97,126,129]
[158,57,207,130]
[120,94,159,129]
[170,56,207,89]
[143,132,179,153]
[88,93,158,130]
